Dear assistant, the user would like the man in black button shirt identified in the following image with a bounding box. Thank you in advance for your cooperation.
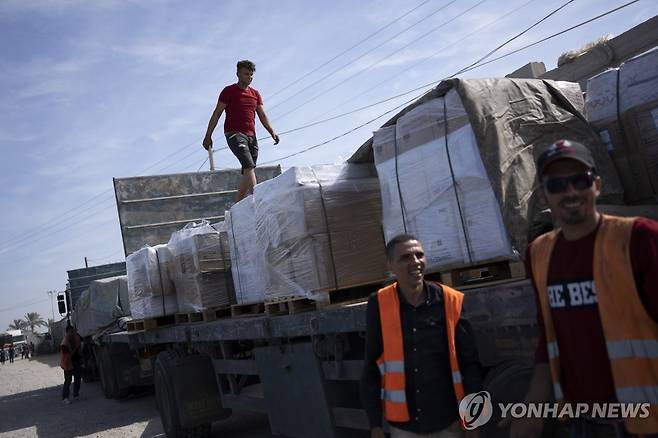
[360,234,482,438]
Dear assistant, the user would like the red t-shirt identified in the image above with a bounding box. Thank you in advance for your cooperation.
[527,217,658,403]
[218,84,263,137]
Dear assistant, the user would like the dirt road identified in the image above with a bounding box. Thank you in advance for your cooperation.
[0,353,275,438]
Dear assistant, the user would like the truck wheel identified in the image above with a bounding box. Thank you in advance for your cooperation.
[97,346,129,399]
[483,360,534,438]
[155,350,212,438]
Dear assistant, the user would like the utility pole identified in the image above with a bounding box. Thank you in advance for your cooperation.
[47,290,55,323]
[84,257,88,268]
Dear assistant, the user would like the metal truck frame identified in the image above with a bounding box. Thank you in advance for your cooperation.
[96,278,537,438]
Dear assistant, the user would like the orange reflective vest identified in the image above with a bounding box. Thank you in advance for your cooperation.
[376,282,465,423]
[530,215,658,434]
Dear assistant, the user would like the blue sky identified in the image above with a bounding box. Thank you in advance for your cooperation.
[1,0,656,331]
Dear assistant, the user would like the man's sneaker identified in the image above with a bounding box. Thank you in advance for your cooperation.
[62,398,71,405]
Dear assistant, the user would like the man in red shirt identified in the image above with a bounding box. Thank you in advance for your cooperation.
[203,60,279,201]
[511,140,658,438]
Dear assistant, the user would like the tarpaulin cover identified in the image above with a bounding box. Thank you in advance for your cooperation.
[74,275,130,337]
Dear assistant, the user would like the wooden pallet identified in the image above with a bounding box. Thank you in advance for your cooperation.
[427,259,525,290]
[126,314,176,332]
[201,306,232,322]
[174,312,204,325]
[230,302,265,317]
[262,281,384,316]
[264,297,318,316]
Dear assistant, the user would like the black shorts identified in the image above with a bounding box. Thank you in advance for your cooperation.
[226,132,258,173]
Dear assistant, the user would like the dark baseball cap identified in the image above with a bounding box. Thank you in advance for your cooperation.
[536,139,595,177]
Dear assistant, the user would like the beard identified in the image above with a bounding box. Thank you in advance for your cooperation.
[556,195,588,225]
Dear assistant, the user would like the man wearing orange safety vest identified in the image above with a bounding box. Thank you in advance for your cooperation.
[511,140,658,438]
[361,235,482,438]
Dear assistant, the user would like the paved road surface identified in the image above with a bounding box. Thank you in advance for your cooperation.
[0,353,276,437]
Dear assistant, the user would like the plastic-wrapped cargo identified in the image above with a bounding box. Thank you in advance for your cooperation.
[360,78,623,264]
[373,91,513,270]
[74,276,130,337]
[617,47,658,200]
[586,67,655,202]
[225,196,267,305]
[254,164,387,301]
[168,221,235,312]
[127,245,178,319]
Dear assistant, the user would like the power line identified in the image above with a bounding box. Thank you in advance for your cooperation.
[308,0,538,122]
[0,196,117,256]
[457,0,643,73]
[253,0,540,143]
[0,297,50,314]
[267,0,458,113]
[265,0,432,101]
[257,0,638,166]
[452,0,575,76]
[272,0,489,123]
[0,206,118,264]
[0,139,200,252]
[259,93,426,166]
[0,0,640,261]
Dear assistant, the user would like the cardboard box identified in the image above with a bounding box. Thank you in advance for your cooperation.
[622,101,658,199]
[586,68,656,202]
[254,164,387,300]
[173,271,235,312]
[225,196,268,305]
[373,90,515,272]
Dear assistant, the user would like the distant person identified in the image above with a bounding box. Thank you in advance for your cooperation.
[0,348,5,365]
[8,346,14,363]
[511,140,658,437]
[60,325,82,404]
[29,341,34,358]
[360,234,482,438]
[203,59,279,201]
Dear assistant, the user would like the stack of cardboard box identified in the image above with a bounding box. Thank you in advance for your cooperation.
[586,47,658,203]
[168,221,235,312]
[225,196,268,305]
[373,89,515,272]
[253,164,387,301]
[126,245,178,319]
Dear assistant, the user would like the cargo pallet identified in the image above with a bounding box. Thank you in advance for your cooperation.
[174,306,233,325]
[427,258,526,290]
[126,314,176,332]
[230,302,265,317]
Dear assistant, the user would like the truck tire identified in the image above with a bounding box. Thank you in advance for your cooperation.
[154,350,212,438]
[97,346,129,399]
[483,360,534,438]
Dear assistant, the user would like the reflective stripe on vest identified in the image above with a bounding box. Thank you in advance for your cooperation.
[616,386,658,405]
[547,341,560,360]
[606,339,658,359]
[378,360,405,374]
[381,388,408,403]
[530,215,658,435]
[376,282,465,423]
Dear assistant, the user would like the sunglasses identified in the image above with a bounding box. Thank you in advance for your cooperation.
[543,172,594,194]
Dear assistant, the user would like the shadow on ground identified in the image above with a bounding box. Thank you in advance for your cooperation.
[137,410,277,438]
[0,382,157,437]
[27,352,61,368]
